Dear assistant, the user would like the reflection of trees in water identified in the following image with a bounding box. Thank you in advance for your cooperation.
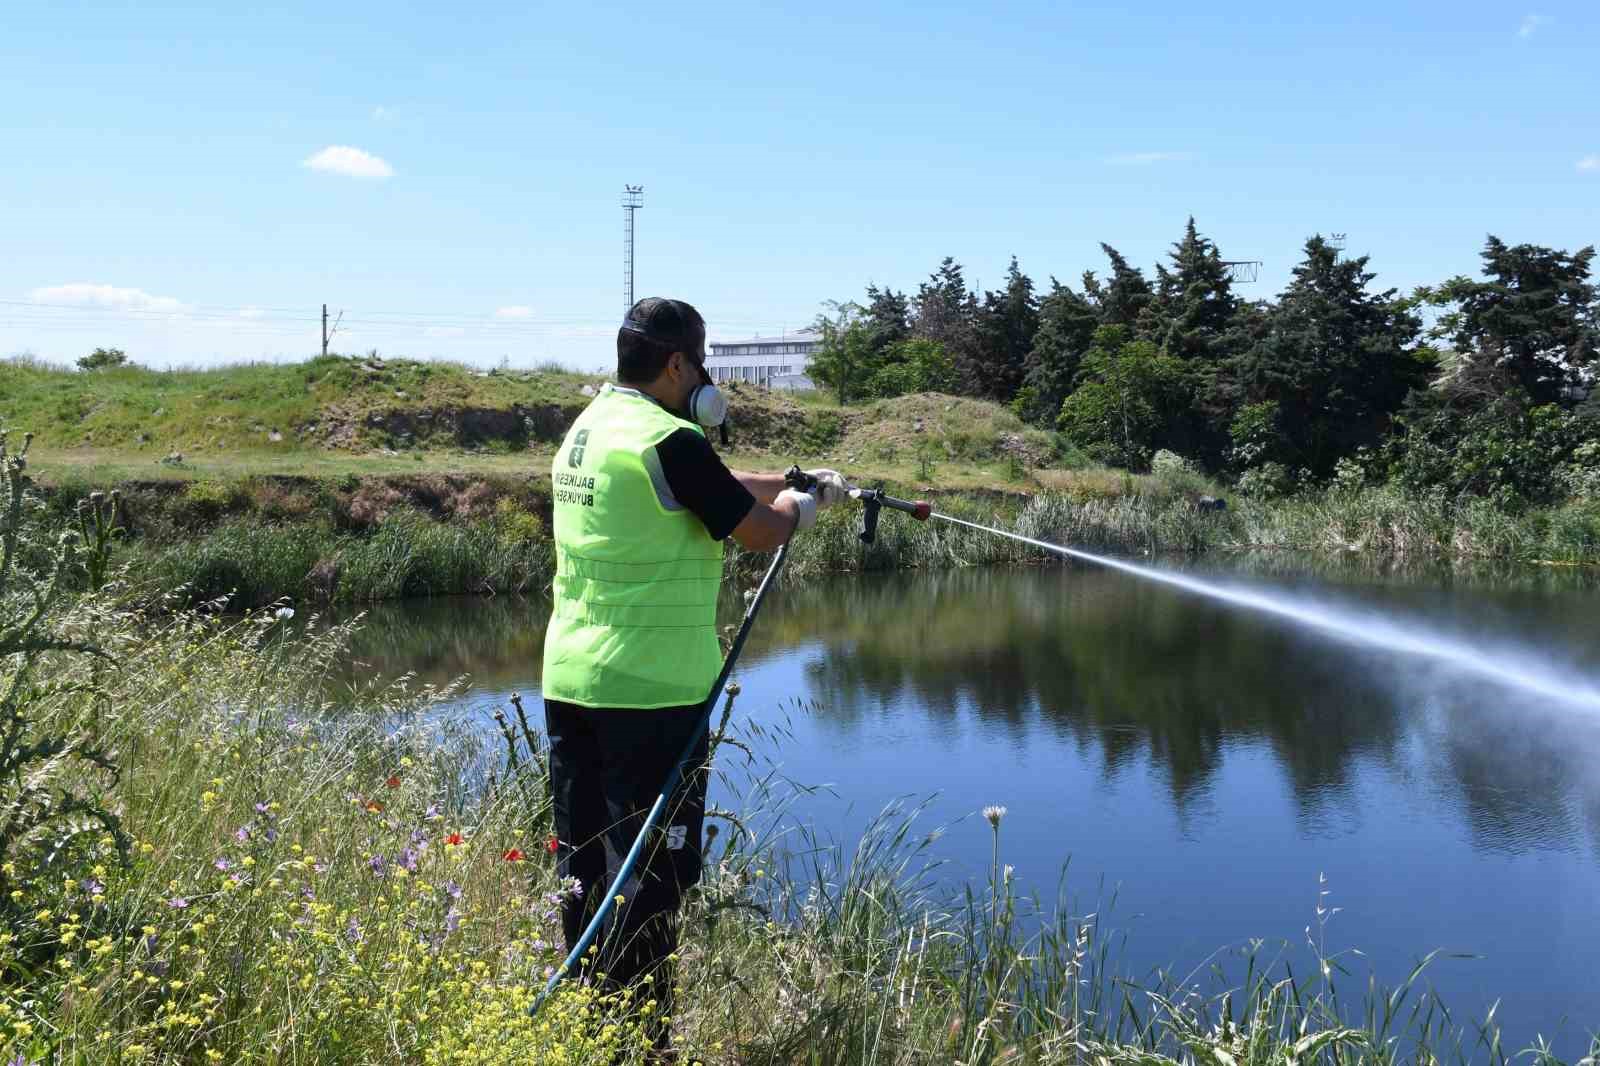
[1429,701,1600,858]
[335,597,550,691]
[339,567,1600,857]
[767,568,1600,855]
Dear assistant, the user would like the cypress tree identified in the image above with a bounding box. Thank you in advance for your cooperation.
[1233,236,1425,475]
[972,257,1040,401]
[1143,217,1240,363]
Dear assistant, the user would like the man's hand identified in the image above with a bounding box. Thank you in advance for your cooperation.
[805,468,853,509]
[775,488,818,531]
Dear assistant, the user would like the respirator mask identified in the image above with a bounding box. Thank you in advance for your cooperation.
[684,359,729,444]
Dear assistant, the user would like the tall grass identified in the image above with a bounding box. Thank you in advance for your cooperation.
[69,463,1600,611]
[134,511,553,609]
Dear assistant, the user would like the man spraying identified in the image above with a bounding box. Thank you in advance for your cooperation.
[542,297,848,1050]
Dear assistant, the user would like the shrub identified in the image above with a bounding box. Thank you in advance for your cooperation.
[76,347,128,371]
[1238,461,1293,499]
[183,479,245,520]
[1150,449,1193,479]
[493,496,544,545]
[799,412,843,454]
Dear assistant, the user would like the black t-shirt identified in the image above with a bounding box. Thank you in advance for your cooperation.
[653,428,755,541]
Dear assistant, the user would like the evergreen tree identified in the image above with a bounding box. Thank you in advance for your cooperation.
[1016,280,1100,425]
[1435,237,1598,407]
[1232,236,1426,475]
[971,257,1039,401]
[913,258,981,394]
[1142,217,1240,363]
[1081,244,1152,327]
[862,285,911,359]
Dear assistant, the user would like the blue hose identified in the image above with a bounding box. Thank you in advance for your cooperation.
[529,539,793,1016]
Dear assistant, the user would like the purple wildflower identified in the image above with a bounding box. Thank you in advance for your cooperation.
[398,847,420,873]
[300,886,316,901]
[424,804,440,820]
[345,916,363,944]
[167,897,189,909]
[234,825,252,844]
[264,827,279,844]
[445,907,461,933]
[80,877,105,896]
[214,858,233,872]
[313,862,328,875]
[254,802,271,815]
[367,854,388,878]
[143,934,159,953]
[443,879,462,900]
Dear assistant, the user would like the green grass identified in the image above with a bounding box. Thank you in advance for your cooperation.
[0,353,602,453]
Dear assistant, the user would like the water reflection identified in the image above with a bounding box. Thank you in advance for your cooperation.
[336,556,1600,1051]
[339,559,1600,860]
[758,566,1600,857]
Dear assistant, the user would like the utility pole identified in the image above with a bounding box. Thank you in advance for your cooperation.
[321,304,342,356]
[622,185,644,316]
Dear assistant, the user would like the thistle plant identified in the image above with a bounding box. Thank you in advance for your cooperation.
[0,427,130,945]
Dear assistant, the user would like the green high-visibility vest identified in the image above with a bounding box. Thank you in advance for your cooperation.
[541,384,725,708]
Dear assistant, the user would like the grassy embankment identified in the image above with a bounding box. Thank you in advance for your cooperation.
[6,353,1600,608]
[6,573,1590,1063]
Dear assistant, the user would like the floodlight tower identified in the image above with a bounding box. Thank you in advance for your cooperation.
[622,185,644,316]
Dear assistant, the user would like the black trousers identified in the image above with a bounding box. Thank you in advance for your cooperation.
[544,698,708,1036]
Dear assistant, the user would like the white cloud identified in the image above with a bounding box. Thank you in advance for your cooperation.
[494,306,534,319]
[1103,151,1194,165]
[1578,154,1600,172]
[371,105,394,121]
[302,145,394,179]
[1518,13,1550,38]
[28,282,187,314]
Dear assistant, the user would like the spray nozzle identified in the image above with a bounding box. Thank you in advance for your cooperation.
[850,486,932,544]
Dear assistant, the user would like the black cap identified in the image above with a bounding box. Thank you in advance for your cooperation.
[620,298,707,363]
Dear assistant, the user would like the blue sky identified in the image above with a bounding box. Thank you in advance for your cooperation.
[2,1,1596,371]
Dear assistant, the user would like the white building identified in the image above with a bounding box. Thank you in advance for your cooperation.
[705,330,821,390]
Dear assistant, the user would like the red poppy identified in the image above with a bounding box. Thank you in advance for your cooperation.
[546,835,560,855]
[385,775,401,789]
[502,848,525,863]
[364,799,384,814]
[445,832,464,846]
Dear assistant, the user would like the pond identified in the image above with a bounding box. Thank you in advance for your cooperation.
[338,556,1600,1054]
